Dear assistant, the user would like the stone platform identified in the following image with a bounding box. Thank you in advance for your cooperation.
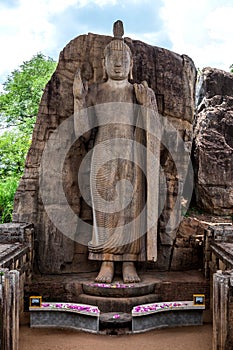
[78,292,159,313]
[99,312,132,334]
[132,301,205,333]
[24,270,210,314]
[82,281,155,297]
[79,281,159,313]
[25,271,209,334]
[30,302,100,333]
[29,300,205,334]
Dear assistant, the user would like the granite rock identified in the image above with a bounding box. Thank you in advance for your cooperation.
[194,68,233,215]
[13,32,196,273]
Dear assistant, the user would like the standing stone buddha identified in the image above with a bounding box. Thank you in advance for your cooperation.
[73,21,160,283]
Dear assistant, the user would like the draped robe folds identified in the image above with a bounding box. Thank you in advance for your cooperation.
[75,82,160,263]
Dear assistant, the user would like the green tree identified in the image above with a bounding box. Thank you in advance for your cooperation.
[0,53,57,222]
[0,130,31,223]
[0,176,19,223]
[230,64,233,73]
[0,53,56,134]
[0,130,31,178]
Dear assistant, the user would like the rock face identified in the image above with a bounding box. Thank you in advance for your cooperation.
[194,68,233,215]
[13,32,196,273]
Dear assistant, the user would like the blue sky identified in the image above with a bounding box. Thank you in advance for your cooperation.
[0,0,233,87]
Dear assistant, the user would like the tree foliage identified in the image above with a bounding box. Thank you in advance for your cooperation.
[0,130,31,222]
[0,53,56,134]
[230,64,233,73]
[0,53,57,222]
[0,130,31,178]
[0,129,31,223]
[0,176,19,223]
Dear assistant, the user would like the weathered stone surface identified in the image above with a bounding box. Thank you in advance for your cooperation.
[0,223,33,244]
[213,271,233,350]
[0,223,34,320]
[30,308,100,333]
[99,312,132,329]
[82,282,155,297]
[78,293,159,313]
[13,31,196,273]
[24,270,210,311]
[194,67,233,215]
[0,270,20,350]
[170,216,233,271]
[170,217,205,271]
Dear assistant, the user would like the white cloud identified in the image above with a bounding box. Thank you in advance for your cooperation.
[83,0,117,6]
[205,6,233,41]
[127,31,167,48]
[0,0,232,88]
[0,1,57,83]
[160,0,233,70]
[0,0,119,84]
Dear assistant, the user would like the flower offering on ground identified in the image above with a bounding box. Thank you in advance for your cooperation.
[41,302,99,314]
[88,282,134,288]
[133,301,189,314]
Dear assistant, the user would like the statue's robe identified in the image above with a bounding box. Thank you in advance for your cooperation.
[81,82,160,262]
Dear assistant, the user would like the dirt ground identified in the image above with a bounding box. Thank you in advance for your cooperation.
[19,324,212,350]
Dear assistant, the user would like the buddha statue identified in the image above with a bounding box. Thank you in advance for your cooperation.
[73,20,159,283]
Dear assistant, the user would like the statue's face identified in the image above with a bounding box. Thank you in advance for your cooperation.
[105,49,131,80]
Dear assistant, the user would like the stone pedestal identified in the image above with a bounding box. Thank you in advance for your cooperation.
[24,271,209,334]
[79,282,159,313]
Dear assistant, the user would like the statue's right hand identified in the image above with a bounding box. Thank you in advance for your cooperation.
[134,81,155,107]
[73,68,88,99]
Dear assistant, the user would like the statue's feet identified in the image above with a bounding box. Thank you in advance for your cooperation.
[95,261,114,283]
[122,262,140,283]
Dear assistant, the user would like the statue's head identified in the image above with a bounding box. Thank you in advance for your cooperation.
[103,21,133,81]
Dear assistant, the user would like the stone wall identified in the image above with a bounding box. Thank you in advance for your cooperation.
[12,32,196,274]
[194,68,233,215]
[0,223,34,315]
[205,224,233,276]
[169,216,206,271]
[0,223,34,349]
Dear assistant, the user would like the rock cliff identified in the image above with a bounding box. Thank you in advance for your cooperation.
[194,67,233,215]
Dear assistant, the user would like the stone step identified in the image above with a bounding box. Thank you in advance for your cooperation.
[78,293,160,313]
[82,282,155,297]
[99,312,132,334]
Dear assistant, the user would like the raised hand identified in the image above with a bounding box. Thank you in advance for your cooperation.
[134,80,156,108]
